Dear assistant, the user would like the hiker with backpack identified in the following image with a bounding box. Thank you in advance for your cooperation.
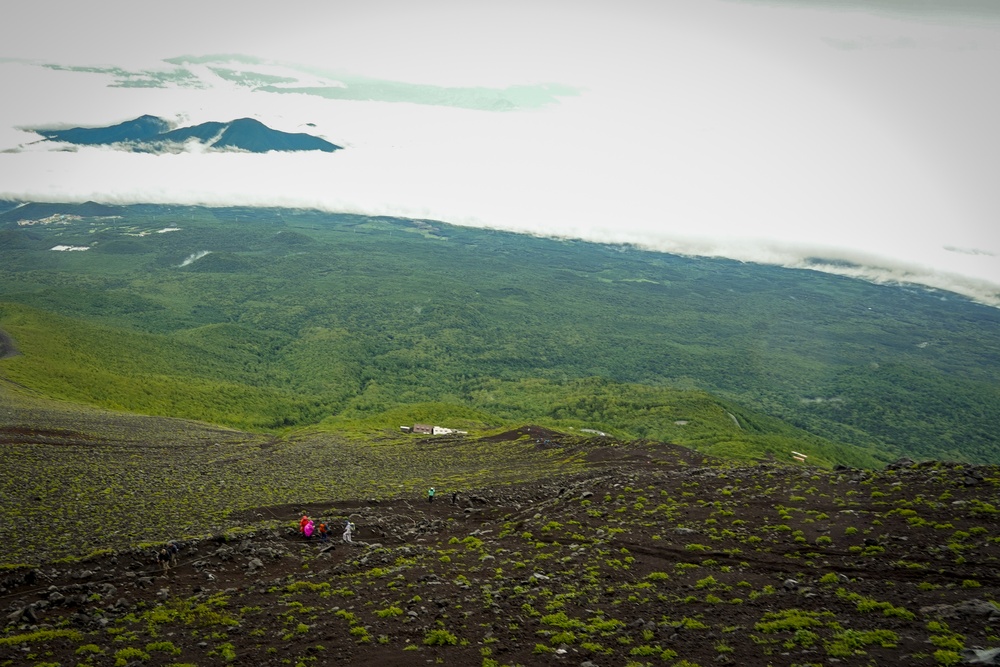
[157,546,172,576]
[166,541,180,567]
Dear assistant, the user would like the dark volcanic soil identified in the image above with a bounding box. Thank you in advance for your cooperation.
[0,328,19,360]
[2,438,999,667]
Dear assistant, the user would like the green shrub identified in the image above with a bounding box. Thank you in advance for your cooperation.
[423,629,458,646]
[114,647,150,666]
[375,605,404,618]
[145,640,181,655]
[0,629,84,647]
[934,650,962,666]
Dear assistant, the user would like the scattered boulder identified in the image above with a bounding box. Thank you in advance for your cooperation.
[963,648,1000,665]
[922,600,1000,622]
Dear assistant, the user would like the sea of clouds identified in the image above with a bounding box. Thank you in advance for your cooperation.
[1,0,998,306]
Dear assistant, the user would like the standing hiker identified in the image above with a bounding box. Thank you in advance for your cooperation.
[157,546,172,576]
[317,521,329,542]
[299,514,310,537]
[167,541,180,567]
[451,491,459,505]
[303,519,315,539]
[342,520,354,544]
[428,487,436,503]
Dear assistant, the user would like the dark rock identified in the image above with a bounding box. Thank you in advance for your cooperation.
[921,599,1000,621]
[22,604,39,623]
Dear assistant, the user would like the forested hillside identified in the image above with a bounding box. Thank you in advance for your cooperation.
[2,203,998,464]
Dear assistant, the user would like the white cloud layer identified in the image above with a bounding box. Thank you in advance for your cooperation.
[1,0,998,306]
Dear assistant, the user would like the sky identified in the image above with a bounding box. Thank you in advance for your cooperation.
[1,0,998,306]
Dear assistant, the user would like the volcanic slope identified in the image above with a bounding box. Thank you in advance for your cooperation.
[2,425,998,667]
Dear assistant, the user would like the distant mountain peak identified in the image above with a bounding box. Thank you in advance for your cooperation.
[32,116,341,154]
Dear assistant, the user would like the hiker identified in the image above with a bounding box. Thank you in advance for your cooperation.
[299,514,310,536]
[303,519,315,539]
[342,520,354,544]
[451,491,459,505]
[167,541,180,567]
[428,487,435,503]
[317,522,329,542]
[157,546,172,576]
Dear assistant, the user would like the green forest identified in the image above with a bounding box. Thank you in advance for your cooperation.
[2,203,999,465]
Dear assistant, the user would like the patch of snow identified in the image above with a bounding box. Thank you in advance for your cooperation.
[178,250,211,267]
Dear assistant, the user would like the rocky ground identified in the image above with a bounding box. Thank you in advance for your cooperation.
[2,430,999,667]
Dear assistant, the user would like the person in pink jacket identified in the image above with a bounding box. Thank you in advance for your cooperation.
[303,519,315,539]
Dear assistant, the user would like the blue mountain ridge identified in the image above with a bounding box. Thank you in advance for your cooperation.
[34,116,341,153]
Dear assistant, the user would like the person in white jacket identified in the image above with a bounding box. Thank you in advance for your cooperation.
[342,520,354,543]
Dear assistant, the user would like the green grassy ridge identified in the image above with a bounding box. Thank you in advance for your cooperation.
[2,204,999,462]
[307,385,881,469]
[314,401,499,435]
[0,301,876,466]
[0,303,324,428]
[454,377,884,468]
